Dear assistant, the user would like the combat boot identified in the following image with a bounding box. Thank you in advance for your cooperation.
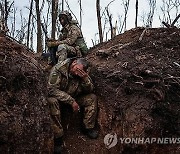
[54,137,63,154]
[84,128,99,139]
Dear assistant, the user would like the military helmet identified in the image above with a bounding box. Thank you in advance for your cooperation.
[59,10,72,22]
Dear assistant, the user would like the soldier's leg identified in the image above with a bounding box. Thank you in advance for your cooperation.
[78,93,98,129]
[47,97,64,138]
[56,44,68,63]
[78,93,98,139]
[56,44,82,63]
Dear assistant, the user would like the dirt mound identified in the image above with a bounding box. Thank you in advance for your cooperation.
[85,27,180,153]
[0,35,53,153]
[58,27,180,154]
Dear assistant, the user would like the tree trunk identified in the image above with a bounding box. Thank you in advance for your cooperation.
[4,0,8,27]
[171,13,180,26]
[34,0,43,53]
[96,0,103,43]
[79,0,82,28]
[62,0,64,11]
[27,0,33,47]
[51,0,59,39]
[106,8,113,39]
[135,0,138,27]
[1,0,14,33]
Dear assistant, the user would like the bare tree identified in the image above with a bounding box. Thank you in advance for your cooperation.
[62,0,64,11]
[147,0,156,27]
[106,8,113,39]
[78,0,82,28]
[135,0,138,27]
[112,20,117,38]
[51,0,59,39]
[15,10,27,43]
[0,0,14,33]
[102,17,108,39]
[160,0,180,27]
[27,0,34,47]
[64,0,78,21]
[34,0,43,53]
[141,0,156,27]
[171,13,180,26]
[9,3,16,37]
[30,16,35,50]
[96,0,103,43]
[119,0,130,33]
[100,0,116,40]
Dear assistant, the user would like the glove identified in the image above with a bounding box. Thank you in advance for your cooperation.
[47,40,61,47]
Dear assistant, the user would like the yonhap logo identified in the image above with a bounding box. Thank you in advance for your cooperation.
[104,133,180,149]
[104,133,118,149]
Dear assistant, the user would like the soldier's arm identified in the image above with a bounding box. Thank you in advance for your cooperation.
[51,89,75,105]
[60,25,81,45]
[48,67,75,105]
[81,75,94,93]
[48,66,60,87]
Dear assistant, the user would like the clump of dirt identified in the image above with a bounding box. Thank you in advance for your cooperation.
[0,35,53,153]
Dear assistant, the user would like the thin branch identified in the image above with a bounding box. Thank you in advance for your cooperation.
[101,0,116,18]
[171,13,180,26]
[64,0,78,22]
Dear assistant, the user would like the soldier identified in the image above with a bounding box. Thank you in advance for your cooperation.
[46,10,88,67]
[47,58,98,153]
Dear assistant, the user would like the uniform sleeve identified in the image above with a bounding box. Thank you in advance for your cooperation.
[48,66,61,88]
[60,25,81,45]
[81,75,94,93]
[50,89,75,105]
[48,66,75,105]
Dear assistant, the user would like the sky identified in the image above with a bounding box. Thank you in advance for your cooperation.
[12,0,180,48]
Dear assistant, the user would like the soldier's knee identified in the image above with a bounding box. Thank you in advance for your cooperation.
[47,97,58,104]
[57,44,67,53]
[57,44,68,61]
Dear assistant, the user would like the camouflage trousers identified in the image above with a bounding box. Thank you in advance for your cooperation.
[56,44,82,63]
[47,92,97,138]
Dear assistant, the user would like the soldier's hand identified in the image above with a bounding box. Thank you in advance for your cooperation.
[72,101,80,113]
[76,68,88,78]
[70,60,88,78]
[47,41,60,47]
[72,65,88,78]
[47,41,55,47]
[43,64,53,72]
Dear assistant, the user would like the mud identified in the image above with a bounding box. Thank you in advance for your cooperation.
[0,35,53,153]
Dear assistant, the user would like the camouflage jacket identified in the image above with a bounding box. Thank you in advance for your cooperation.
[48,59,94,105]
[59,21,88,55]
[59,22,83,46]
